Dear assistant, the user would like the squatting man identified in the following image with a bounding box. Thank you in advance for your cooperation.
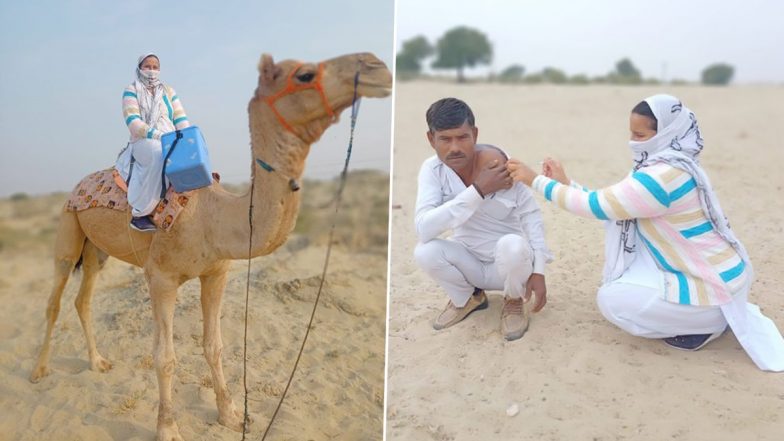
[413,97,552,340]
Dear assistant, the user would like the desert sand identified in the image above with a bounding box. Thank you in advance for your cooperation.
[0,171,388,440]
[386,82,784,441]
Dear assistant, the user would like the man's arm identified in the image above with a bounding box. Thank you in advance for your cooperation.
[516,186,553,274]
[414,160,484,242]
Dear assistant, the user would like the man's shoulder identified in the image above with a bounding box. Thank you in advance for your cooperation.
[421,154,441,168]
[475,145,509,165]
[419,155,444,175]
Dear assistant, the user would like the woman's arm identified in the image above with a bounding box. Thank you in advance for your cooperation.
[510,158,679,220]
[167,86,190,130]
[542,157,591,192]
[530,166,676,221]
[122,87,161,140]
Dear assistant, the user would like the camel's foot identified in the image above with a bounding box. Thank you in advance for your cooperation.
[218,405,252,433]
[156,422,184,441]
[30,364,51,383]
[89,355,113,373]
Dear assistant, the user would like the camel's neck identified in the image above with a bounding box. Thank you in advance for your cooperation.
[211,113,311,259]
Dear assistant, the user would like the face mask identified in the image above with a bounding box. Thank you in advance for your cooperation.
[628,139,648,151]
[139,68,160,81]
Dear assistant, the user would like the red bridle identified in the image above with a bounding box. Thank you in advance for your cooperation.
[264,62,336,136]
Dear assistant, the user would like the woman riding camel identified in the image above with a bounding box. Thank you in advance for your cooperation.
[116,53,191,232]
[507,94,784,371]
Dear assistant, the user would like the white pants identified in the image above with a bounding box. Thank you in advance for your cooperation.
[116,138,164,217]
[414,234,534,307]
[596,241,727,338]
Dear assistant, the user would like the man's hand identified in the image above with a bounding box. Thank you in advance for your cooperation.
[474,159,513,197]
[542,157,569,185]
[524,273,547,313]
[506,158,537,186]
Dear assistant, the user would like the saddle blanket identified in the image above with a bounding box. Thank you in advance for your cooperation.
[64,168,206,231]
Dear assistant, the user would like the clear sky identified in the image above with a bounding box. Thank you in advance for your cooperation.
[396,0,784,83]
[0,0,394,197]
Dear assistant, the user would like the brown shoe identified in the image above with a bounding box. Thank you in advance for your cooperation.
[433,290,488,330]
[501,296,529,341]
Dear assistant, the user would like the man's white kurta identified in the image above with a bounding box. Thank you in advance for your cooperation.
[415,155,552,270]
[414,155,553,306]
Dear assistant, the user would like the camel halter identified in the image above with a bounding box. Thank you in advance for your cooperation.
[264,62,336,137]
[243,69,362,441]
[254,62,337,192]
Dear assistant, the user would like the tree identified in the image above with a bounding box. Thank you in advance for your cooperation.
[432,26,493,82]
[396,35,434,76]
[541,67,567,84]
[610,58,642,84]
[498,64,525,82]
[569,74,589,85]
[701,63,734,85]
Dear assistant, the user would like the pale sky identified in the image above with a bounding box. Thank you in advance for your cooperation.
[3,1,782,197]
[0,0,394,197]
[396,0,784,83]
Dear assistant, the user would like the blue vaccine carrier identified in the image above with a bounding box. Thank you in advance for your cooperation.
[161,126,213,193]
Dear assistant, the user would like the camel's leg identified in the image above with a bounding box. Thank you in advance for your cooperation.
[30,210,85,383]
[74,241,112,373]
[200,270,248,432]
[148,269,184,441]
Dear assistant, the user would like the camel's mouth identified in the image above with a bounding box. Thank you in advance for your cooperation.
[357,81,392,98]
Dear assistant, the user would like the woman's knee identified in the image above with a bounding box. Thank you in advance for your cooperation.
[596,284,628,324]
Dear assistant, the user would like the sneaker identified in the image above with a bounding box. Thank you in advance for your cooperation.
[501,296,529,341]
[663,327,727,351]
[433,289,488,330]
[130,215,157,232]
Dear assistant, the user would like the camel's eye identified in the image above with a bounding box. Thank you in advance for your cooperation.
[296,72,315,83]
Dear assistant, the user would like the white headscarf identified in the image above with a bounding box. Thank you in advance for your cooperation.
[134,53,164,127]
[603,94,753,285]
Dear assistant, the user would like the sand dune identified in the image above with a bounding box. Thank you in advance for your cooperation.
[0,171,388,441]
[386,82,784,441]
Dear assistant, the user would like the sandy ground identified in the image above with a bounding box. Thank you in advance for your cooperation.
[0,172,388,441]
[386,82,784,441]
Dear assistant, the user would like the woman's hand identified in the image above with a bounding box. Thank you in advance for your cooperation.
[506,158,538,186]
[542,157,569,185]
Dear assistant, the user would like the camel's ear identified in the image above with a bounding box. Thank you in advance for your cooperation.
[257,53,282,95]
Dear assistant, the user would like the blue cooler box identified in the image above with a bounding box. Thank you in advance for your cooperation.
[161,126,213,192]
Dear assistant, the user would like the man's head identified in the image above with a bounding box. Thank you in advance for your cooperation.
[425,98,478,171]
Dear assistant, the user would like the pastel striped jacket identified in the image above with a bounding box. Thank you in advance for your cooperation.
[532,162,749,306]
[122,84,190,141]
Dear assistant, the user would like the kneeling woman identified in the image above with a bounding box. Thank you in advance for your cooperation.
[508,94,783,371]
[116,53,191,232]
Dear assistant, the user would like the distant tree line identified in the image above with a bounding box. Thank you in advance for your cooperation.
[398,26,735,86]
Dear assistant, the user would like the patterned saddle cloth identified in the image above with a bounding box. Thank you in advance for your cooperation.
[65,168,216,231]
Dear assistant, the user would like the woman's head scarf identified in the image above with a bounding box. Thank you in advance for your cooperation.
[133,52,164,127]
[604,94,752,287]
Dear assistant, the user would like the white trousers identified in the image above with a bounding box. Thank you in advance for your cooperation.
[414,234,534,307]
[116,138,164,217]
[597,243,784,371]
[596,240,727,338]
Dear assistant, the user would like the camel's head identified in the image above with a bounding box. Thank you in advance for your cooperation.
[250,52,392,145]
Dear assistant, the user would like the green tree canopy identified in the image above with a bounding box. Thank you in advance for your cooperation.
[432,26,493,82]
[396,35,434,76]
[498,64,525,82]
[701,63,734,85]
[541,67,567,84]
[611,58,642,84]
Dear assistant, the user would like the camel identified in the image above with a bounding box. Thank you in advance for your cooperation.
[29,52,392,441]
